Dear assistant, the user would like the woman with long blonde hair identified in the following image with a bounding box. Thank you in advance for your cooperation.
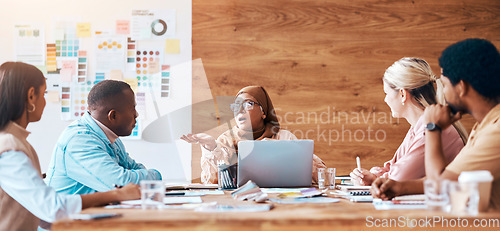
[350,57,467,185]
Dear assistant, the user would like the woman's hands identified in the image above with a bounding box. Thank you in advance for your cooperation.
[350,168,377,186]
[180,133,217,151]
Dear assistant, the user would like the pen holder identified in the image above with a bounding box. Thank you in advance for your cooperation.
[217,163,238,190]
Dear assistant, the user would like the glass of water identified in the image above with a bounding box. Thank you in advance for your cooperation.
[141,180,165,210]
[327,168,336,189]
[317,168,326,190]
[424,179,450,212]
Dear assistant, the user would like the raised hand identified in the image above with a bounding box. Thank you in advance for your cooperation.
[180,133,217,151]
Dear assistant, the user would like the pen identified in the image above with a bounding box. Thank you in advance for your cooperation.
[113,184,123,189]
[165,192,186,196]
[356,156,361,170]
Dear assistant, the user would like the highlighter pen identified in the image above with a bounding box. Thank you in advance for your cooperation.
[356,156,361,170]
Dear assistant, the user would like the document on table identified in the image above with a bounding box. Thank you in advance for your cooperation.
[269,197,340,204]
[120,196,203,206]
[372,198,427,210]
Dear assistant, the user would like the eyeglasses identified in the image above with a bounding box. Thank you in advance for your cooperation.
[229,101,261,113]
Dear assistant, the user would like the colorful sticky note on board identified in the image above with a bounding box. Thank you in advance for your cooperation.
[46,91,60,102]
[124,78,138,93]
[76,23,91,37]
[110,70,123,80]
[165,39,180,54]
[116,20,130,35]
[36,65,47,75]
[60,69,73,82]
[148,59,160,74]
[61,60,77,76]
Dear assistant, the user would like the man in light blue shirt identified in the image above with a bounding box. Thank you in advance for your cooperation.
[45,80,161,195]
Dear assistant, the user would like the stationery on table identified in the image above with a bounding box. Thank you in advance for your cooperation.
[269,197,340,204]
[195,204,274,212]
[231,180,268,202]
[276,188,323,199]
[372,198,426,210]
[165,183,218,190]
[356,156,361,170]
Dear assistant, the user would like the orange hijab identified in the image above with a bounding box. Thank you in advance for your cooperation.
[216,86,280,162]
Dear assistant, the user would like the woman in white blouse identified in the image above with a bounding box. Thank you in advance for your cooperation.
[0,62,140,231]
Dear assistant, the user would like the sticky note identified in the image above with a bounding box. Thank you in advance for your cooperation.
[61,60,77,76]
[77,23,91,38]
[54,29,64,40]
[46,91,60,102]
[60,69,73,82]
[148,59,160,74]
[110,70,123,80]
[165,39,180,54]
[116,20,130,35]
[124,78,138,93]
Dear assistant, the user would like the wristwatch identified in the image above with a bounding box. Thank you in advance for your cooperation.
[425,122,442,132]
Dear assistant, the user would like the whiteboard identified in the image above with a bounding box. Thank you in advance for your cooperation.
[0,0,192,182]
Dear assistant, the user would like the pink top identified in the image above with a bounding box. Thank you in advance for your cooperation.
[370,116,465,181]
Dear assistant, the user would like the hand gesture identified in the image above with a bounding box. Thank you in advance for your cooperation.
[370,178,402,200]
[423,104,462,130]
[180,133,217,151]
[350,168,377,186]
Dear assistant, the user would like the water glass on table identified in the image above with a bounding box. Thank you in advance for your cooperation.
[424,179,449,212]
[317,168,326,190]
[141,180,165,210]
[326,168,336,189]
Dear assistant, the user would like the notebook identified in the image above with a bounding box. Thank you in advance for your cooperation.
[237,140,314,187]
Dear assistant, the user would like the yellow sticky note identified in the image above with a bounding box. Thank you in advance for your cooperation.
[124,78,138,93]
[77,23,91,38]
[46,91,60,103]
[165,39,180,54]
[110,70,123,80]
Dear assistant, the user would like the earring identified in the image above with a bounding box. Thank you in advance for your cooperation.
[402,102,405,106]
[28,104,36,113]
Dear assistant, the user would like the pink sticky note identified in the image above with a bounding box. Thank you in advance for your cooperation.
[61,60,77,76]
[60,69,73,82]
[116,20,130,35]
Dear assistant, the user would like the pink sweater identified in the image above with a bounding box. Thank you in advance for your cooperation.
[370,116,464,181]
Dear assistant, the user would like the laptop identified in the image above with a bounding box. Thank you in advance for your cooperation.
[237,140,314,187]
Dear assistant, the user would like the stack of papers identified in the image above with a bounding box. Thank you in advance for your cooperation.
[269,197,340,204]
[276,188,323,199]
[231,180,268,202]
[165,183,218,190]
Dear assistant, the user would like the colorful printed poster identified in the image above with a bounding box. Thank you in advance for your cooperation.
[14,24,45,66]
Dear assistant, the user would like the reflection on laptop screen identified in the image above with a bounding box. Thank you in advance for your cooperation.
[237,140,314,188]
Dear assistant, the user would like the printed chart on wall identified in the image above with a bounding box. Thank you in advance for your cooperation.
[131,9,176,40]
[14,24,45,66]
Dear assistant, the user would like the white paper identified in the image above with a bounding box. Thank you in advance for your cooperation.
[14,24,45,66]
[94,35,126,72]
[131,9,176,40]
[121,196,202,206]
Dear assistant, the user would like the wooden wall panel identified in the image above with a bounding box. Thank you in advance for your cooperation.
[192,0,500,180]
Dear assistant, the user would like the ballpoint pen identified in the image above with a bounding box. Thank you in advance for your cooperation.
[356,156,361,170]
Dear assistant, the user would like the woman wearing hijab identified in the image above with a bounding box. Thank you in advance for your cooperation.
[0,62,140,231]
[182,86,326,184]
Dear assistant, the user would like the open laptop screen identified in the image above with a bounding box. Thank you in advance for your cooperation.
[237,140,314,187]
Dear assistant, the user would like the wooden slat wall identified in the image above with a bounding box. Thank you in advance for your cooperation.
[191,0,500,181]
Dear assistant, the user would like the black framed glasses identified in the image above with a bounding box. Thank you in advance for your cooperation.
[229,101,260,113]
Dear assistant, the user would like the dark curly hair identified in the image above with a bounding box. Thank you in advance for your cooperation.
[439,38,500,101]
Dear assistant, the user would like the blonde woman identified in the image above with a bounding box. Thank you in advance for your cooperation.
[350,57,467,185]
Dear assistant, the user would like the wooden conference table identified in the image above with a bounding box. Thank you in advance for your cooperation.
[53,190,500,231]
